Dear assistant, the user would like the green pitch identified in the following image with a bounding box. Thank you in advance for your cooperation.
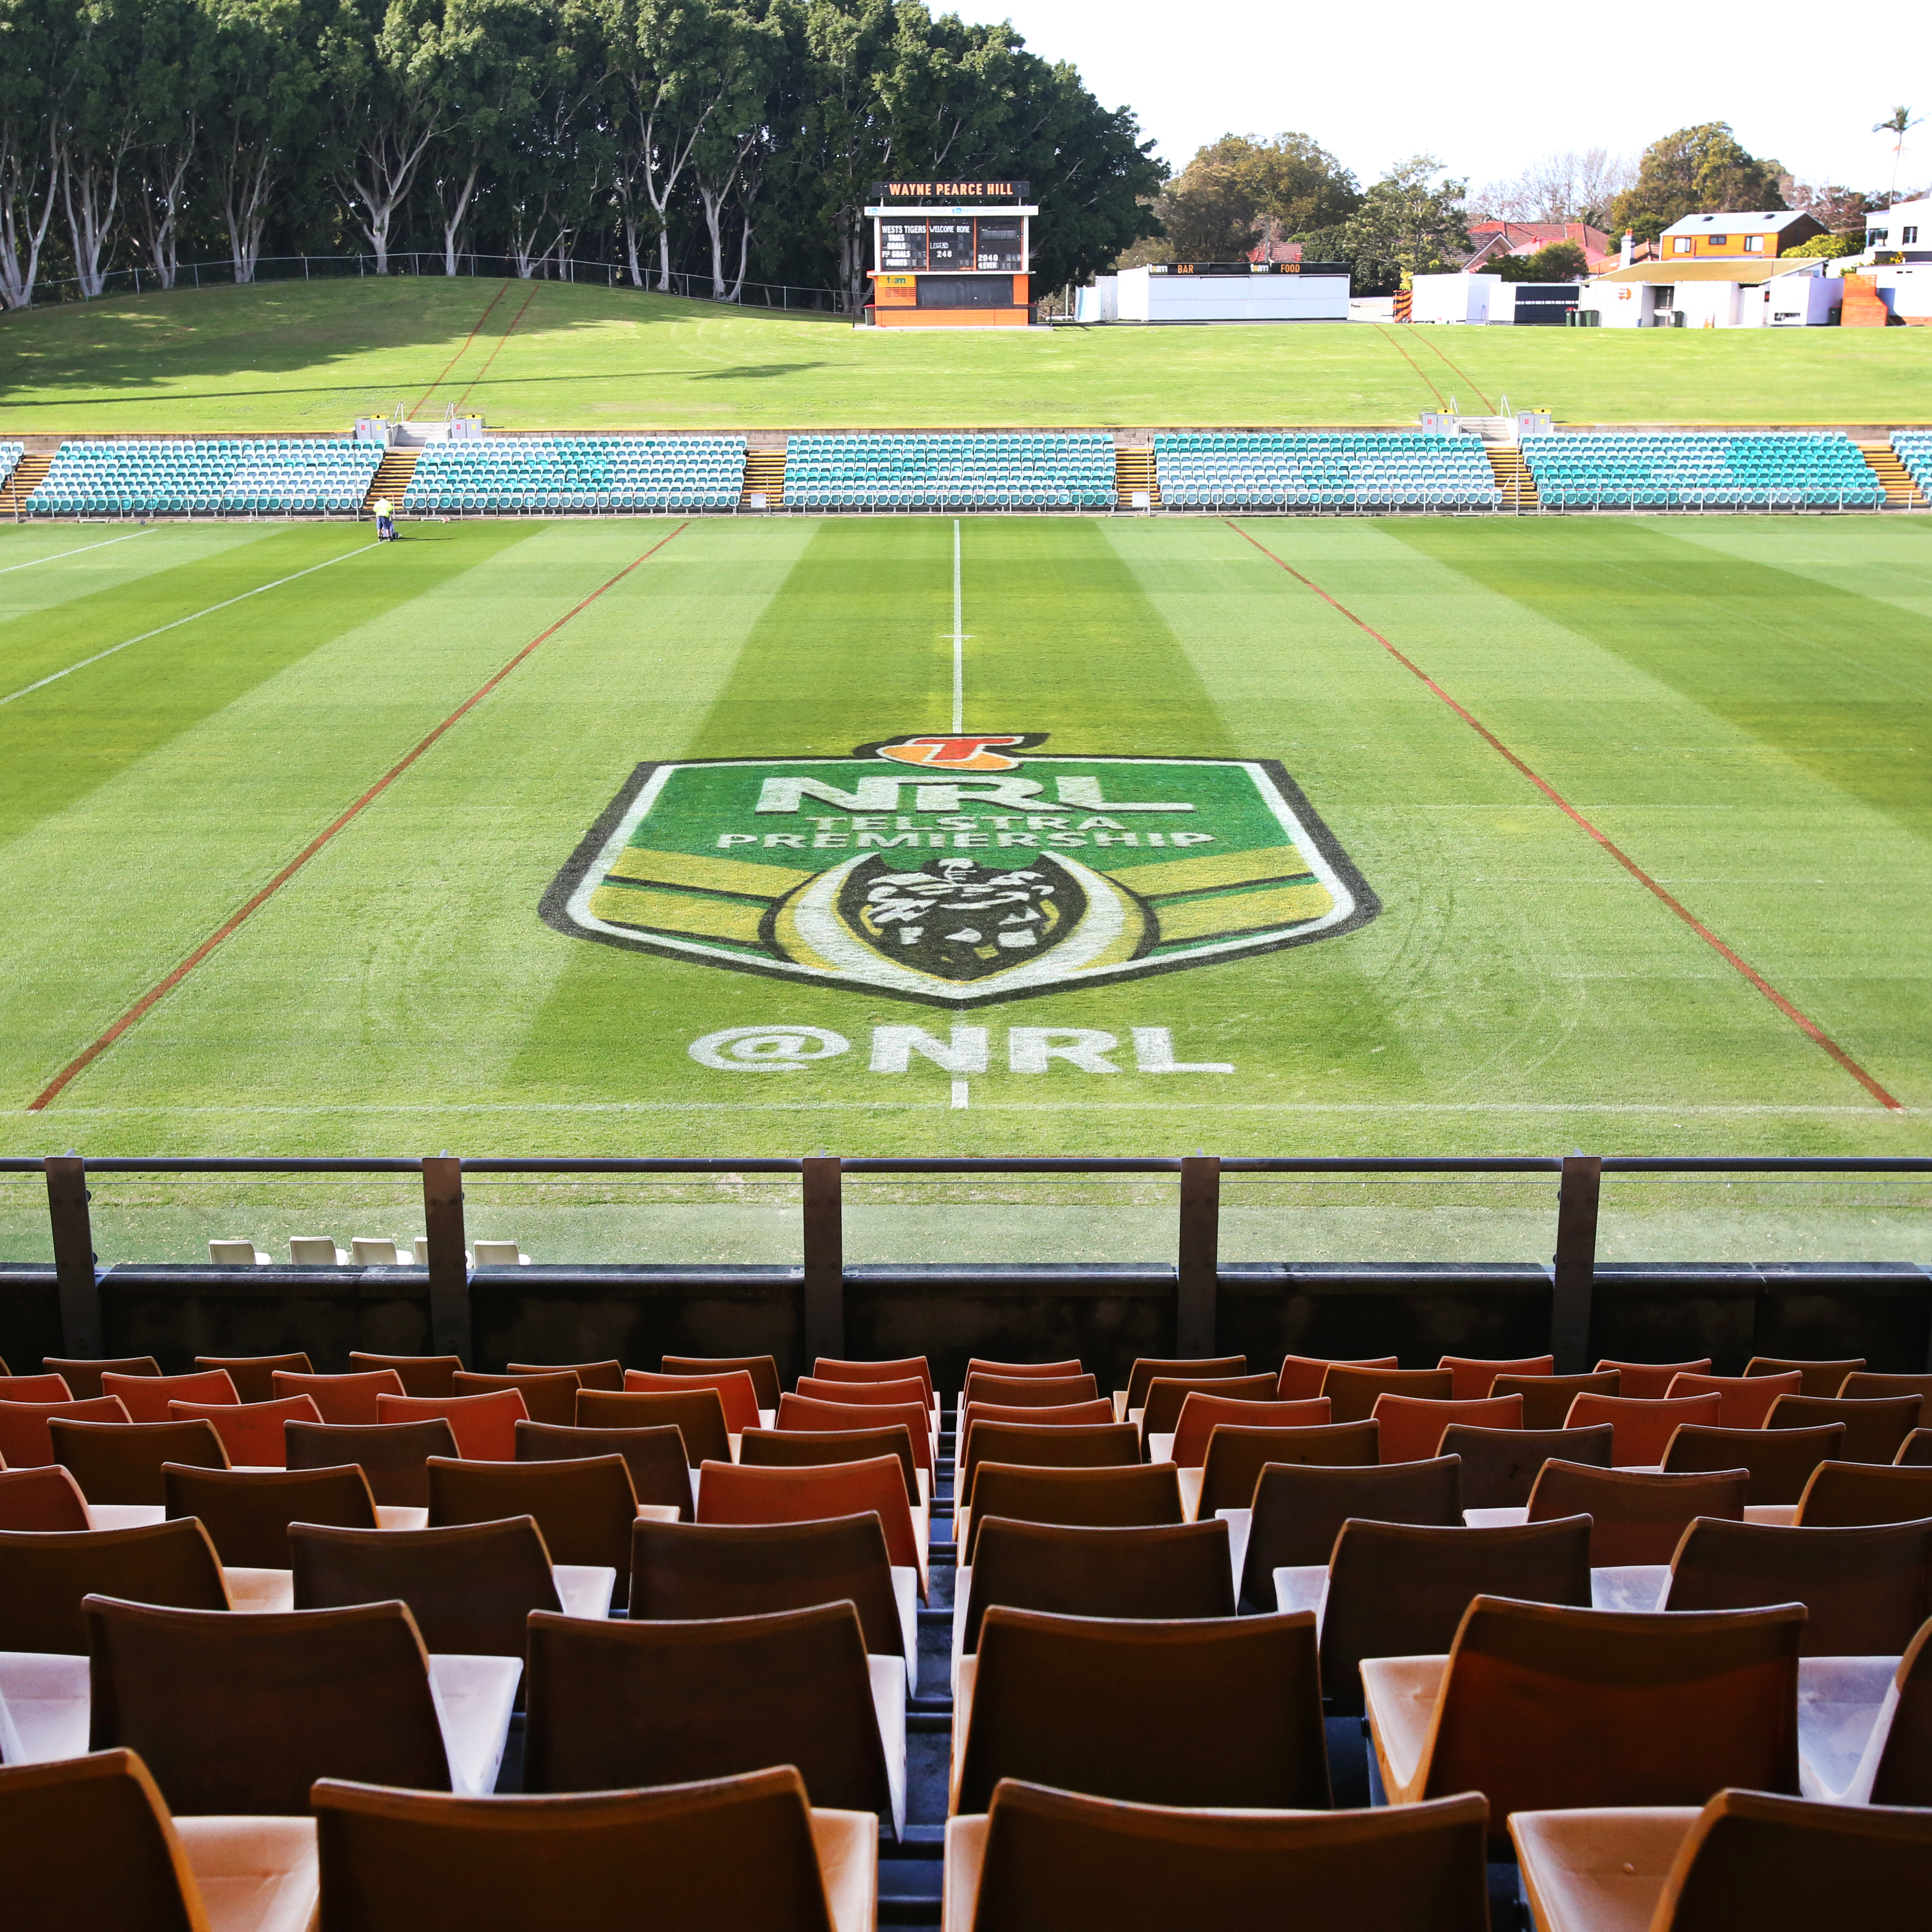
[3,278,1930,432]
[2,506,1929,1227]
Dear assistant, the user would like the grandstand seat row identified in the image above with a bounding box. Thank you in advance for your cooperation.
[403,435,748,513]
[785,432,1115,510]
[7,431,1921,518]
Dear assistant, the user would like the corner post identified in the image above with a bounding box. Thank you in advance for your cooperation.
[1551,1155,1601,1373]
[421,1157,472,1363]
[1177,1156,1221,1357]
[45,1156,103,1358]
[801,1157,844,1367]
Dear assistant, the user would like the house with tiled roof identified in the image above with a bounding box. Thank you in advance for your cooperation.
[1465,220,1616,273]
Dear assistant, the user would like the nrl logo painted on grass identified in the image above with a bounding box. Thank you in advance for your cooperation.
[541,735,1379,1006]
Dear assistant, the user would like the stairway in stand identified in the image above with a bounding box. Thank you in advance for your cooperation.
[1114,445,1159,509]
[1484,444,1539,512]
[1857,442,1928,509]
[879,1400,956,1924]
[741,448,786,509]
[362,447,418,515]
[0,453,52,516]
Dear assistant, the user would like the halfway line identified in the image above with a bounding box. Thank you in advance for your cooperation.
[951,519,964,732]
[29,525,688,1111]
[1227,520,1905,1112]
[0,543,363,709]
[0,528,154,576]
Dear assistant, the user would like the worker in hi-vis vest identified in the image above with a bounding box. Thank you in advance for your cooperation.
[373,495,396,541]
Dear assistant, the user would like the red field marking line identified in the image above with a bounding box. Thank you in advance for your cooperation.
[28,525,689,1113]
[410,282,511,418]
[1225,520,1906,1112]
[453,286,539,414]
[1409,331,1497,414]
[1371,325,1447,408]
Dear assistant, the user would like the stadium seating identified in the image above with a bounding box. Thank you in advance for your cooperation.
[0,442,21,490]
[26,438,382,516]
[402,434,746,512]
[784,432,1114,509]
[1893,429,1932,498]
[1152,431,1502,510]
[1524,431,1884,509]
[22,1339,1932,1929]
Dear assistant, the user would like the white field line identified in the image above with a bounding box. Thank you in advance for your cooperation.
[951,518,964,733]
[0,527,155,576]
[0,543,363,709]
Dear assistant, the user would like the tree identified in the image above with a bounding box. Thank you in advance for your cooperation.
[1470,147,1631,227]
[1782,229,1863,259]
[59,0,146,298]
[1310,153,1467,293]
[0,0,72,307]
[1609,123,1785,243]
[429,0,553,274]
[1491,238,1589,281]
[320,0,464,272]
[1874,107,1920,205]
[201,0,322,284]
[1784,179,1872,234]
[125,0,208,288]
[1140,131,1355,262]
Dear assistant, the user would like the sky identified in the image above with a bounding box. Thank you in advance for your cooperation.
[951,0,1931,201]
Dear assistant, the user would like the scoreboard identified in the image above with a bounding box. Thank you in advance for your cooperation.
[865,182,1035,329]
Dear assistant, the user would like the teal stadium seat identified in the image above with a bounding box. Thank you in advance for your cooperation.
[1148,432,1502,514]
[1520,431,1880,511]
[26,438,381,518]
[783,432,1114,511]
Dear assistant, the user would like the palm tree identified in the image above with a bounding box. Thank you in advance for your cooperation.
[1874,107,1922,205]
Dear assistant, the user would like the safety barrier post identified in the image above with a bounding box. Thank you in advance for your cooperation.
[45,1156,104,1357]
[802,1157,844,1364]
[421,1157,472,1361]
[1550,1155,1601,1372]
[1177,1156,1221,1355]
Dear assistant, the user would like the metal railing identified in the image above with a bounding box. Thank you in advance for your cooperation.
[6,1151,1928,1368]
[15,252,853,315]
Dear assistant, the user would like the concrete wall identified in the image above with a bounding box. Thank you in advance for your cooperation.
[1115,267,1349,323]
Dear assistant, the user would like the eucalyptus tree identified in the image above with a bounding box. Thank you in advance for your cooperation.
[60,0,148,296]
[126,0,210,286]
[319,0,465,271]
[200,0,322,282]
[0,0,70,307]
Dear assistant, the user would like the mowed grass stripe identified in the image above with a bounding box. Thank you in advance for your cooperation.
[0,527,157,575]
[0,524,533,850]
[1231,519,1905,1111]
[1387,518,1932,845]
[38,519,814,1138]
[0,520,275,633]
[1,540,366,707]
[31,527,686,1110]
[0,522,579,1107]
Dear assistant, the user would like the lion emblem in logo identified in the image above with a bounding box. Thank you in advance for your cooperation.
[839,856,1082,982]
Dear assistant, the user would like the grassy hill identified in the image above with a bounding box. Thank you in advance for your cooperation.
[3,276,1929,433]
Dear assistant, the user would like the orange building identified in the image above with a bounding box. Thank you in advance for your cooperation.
[1657,210,1827,261]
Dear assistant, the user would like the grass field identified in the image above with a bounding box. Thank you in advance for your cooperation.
[2,506,1929,1255]
[4,279,1932,433]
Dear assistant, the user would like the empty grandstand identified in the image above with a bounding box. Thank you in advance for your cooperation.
[1894,429,1932,498]
[401,435,746,514]
[1151,432,1502,511]
[0,442,20,489]
[26,438,382,518]
[1523,431,1884,510]
[783,432,1115,510]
